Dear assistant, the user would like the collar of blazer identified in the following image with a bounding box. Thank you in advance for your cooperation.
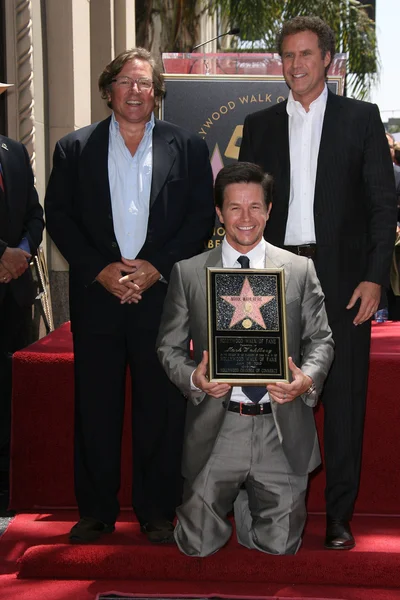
[149,119,177,208]
[274,87,342,117]
[195,242,292,302]
[90,116,177,211]
[272,89,343,201]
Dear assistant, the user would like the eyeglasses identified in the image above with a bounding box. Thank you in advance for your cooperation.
[111,76,153,91]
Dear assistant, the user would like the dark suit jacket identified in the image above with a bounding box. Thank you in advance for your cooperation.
[239,90,398,320]
[44,117,215,333]
[0,135,44,307]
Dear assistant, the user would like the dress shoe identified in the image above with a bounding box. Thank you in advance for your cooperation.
[69,516,115,543]
[324,518,355,550]
[140,518,175,544]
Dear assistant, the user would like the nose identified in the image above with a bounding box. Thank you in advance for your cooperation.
[292,53,302,70]
[241,207,251,221]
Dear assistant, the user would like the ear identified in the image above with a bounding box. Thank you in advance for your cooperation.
[266,202,272,219]
[323,51,331,68]
[216,206,224,224]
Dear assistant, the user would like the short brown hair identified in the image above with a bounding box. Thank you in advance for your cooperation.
[98,48,166,108]
[277,16,335,75]
[215,163,273,211]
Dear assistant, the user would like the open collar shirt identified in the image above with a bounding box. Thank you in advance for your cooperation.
[284,85,328,245]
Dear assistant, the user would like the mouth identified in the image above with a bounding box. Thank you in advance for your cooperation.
[291,73,307,80]
[237,225,255,231]
[126,100,142,106]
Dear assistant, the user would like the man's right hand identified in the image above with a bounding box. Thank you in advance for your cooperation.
[96,262,142,303]
[192,350,231,399]
[0,247,31,279]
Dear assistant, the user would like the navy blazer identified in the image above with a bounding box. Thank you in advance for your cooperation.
[45,117,215,333]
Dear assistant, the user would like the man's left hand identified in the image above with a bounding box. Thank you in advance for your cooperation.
[0,247,31,279]
[119,258,161,304]
[267,357,312,404]
[347,281,381,325]
[0,264,12,284]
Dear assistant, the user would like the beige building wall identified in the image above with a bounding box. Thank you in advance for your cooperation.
[3,0,214,329]
[3,0,135,327]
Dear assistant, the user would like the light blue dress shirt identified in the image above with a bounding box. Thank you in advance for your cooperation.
[108,112,154,259]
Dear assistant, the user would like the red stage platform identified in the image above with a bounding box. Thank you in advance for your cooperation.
[9,321,400,515]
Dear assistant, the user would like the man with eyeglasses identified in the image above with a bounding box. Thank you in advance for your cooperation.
[45,48,215,544]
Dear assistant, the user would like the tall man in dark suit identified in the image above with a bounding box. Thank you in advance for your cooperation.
[239,16,397,550]
[45,48,215,544]
[0,82,44,499]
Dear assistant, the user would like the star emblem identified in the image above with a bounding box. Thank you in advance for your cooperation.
[221,276,274,329]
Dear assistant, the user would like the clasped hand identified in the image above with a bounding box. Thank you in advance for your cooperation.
[96,258,160,304]
[0,247,31,283]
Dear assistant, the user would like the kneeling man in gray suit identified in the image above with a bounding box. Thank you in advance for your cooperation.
[157,163,334,556]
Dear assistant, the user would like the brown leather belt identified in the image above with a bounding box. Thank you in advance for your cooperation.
[227,401,272,416]
[285,244,317,260]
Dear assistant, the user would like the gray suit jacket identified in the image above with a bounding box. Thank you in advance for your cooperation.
[157,243,334,478]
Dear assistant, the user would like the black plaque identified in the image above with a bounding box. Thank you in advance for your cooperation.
[207,268,289,383]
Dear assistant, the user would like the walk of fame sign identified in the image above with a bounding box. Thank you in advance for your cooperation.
[206,268,289,384]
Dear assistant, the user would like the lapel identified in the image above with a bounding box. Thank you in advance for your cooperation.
[273,101,291,204]
[195,247,223,304]
[150,119,176,208]
[315,90,343,202]
[0,135,14,211]
[83,117,113,216]
[264,242,292,293]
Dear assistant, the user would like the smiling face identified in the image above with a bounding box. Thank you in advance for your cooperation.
[216,182,271,253]
[107,59,155,127]
[282,30,331,110]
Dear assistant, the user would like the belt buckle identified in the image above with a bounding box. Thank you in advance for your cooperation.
[239,402,250,416]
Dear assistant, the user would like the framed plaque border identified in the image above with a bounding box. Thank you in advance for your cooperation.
[206,267,289,384]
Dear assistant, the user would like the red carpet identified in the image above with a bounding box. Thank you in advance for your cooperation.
[1,511,400,599]
[9,321,400,514]
[3,321,400,599]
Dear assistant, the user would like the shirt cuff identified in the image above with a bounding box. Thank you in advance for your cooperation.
[18,237,31,255]
[190,369,202,392]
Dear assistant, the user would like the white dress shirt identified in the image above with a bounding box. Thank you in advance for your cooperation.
[191,238,270,404]
[284,85,328,245]
[108,112,154,259]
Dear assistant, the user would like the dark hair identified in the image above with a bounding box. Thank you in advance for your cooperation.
[215,162,273,210]
[98,47,165,108]
[277,16,335,75]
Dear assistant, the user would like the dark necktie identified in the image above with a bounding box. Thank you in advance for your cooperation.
[237,255,267,403]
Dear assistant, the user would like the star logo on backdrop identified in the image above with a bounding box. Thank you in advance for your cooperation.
[221,277,274,329]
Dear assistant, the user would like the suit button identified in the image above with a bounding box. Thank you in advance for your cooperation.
[111,241,117,248]
[108,214,113,220]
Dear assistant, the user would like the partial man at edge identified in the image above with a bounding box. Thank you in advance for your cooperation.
[0,80,44,502]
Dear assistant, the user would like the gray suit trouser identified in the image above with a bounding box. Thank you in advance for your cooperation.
[175,410,308,556]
